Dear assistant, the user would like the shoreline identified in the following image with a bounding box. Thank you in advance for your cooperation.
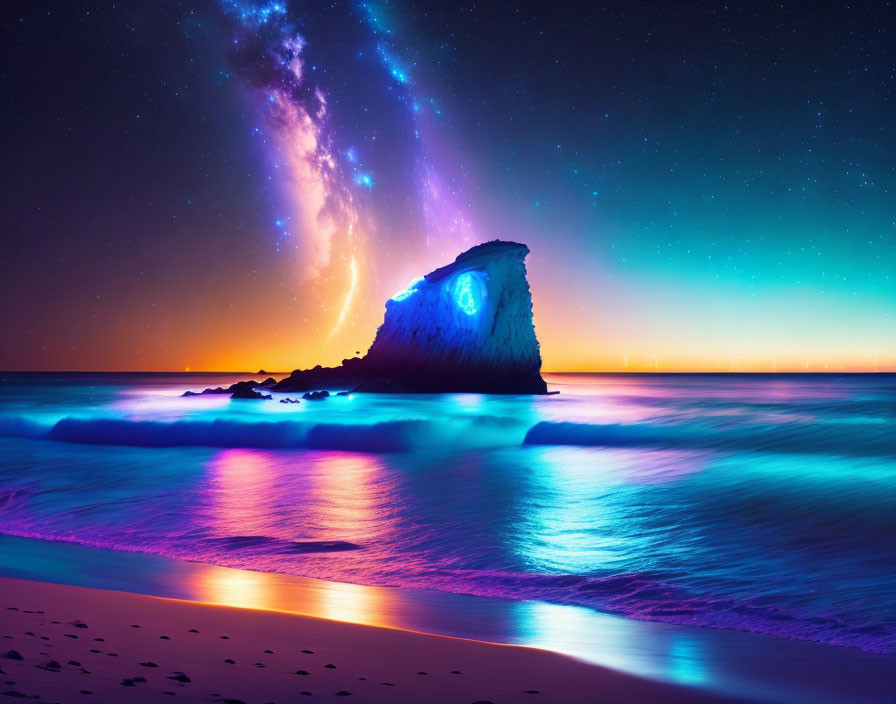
[1,576,739,703]
[1,535,894,703]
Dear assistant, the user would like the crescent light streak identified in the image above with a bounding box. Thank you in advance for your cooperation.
[330,254,360,341]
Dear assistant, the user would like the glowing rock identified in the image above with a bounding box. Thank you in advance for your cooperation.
[357,240,547,393]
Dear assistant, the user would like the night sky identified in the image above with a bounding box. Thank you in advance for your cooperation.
[2,1,894,372]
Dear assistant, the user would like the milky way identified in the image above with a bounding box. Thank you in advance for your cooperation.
[218,0,479,342]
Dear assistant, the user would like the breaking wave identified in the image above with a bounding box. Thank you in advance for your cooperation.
[0,414,528,453]
[524,420,896,458]
[1,412,894,458]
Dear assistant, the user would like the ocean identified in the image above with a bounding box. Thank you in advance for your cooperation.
[1,372,894,656]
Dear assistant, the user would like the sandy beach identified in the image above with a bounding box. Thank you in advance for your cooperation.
[0,577,743,703]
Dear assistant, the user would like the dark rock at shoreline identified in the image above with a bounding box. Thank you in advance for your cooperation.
[231,385,271,400]
[182,378,275,399]
[301,390,330,401]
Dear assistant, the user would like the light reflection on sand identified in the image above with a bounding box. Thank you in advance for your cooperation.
[1,534,894,704]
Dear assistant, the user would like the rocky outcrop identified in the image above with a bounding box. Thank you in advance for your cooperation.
[184,240,547,397]
[275,240,547,394]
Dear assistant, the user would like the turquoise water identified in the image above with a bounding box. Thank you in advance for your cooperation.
[0,372,893,653]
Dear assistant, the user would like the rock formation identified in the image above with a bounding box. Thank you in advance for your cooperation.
[185,240,547,396]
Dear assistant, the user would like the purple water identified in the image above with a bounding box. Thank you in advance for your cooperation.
[0,372,894,653]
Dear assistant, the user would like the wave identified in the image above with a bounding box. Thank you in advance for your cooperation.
[0,414,526,453]
[3,412,894,457]
[523,420,896,458]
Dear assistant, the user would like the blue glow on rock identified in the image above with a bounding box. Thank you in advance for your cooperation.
[452,271,483,315]
[391,276,424,302]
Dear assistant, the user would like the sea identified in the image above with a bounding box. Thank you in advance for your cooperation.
[0,371,894,661]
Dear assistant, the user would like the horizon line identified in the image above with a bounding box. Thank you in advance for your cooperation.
[1,369,893,375]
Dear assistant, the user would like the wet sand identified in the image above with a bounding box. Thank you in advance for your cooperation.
[0,577,742,703]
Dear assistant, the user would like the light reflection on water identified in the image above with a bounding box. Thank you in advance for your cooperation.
[512,600,710,687]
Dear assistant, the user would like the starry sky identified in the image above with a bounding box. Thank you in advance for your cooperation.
[2,1,894,372]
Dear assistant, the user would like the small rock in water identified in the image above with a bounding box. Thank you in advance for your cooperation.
[324,663,336,668]
[231,387,271,400]
[68,660,82,666]
[223,659,235,664]
[138,662,158,668]
[1,651,23,661]
[159,635,171,640]
[167,673,191,683]
[302,390,330,401]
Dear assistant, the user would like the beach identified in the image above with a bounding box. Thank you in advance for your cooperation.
[1,577,739,704]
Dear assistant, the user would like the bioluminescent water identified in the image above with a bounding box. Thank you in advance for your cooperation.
[0,372,894,654]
